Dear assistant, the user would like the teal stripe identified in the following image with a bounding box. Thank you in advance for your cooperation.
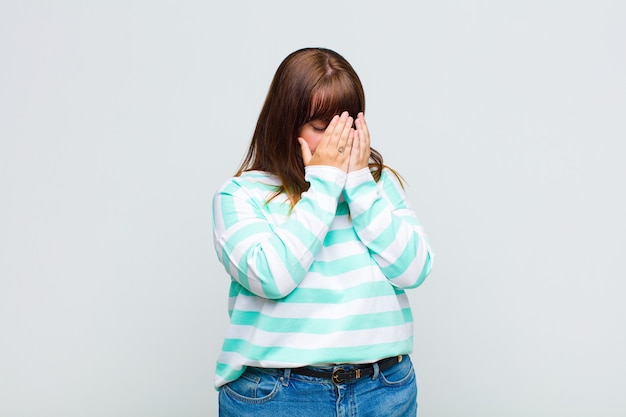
[235,237,310,298]
[398,252,432,288]
[352,201,385,233]
[281,281,396,304]
[252,250,280,297]
[380,237,418,278]
[228,281,242,297]
[233,180,278,193]
[344,179,376,204]
[233,284,255,298]
[235,251,251,289]
[267,237,311,275]
[400,215,420,226]
[220,180,243,195]
[234,243,298,298]
[263,200,292,216]
[222,223,271,289]
[217,193,240,229]
[216,361,238,379]
[393,287,406,296]
[308,176,343,197]
[279,218,324,250]
[220,338,413,365]
[308,252,374,276]
[336,201,349,215]
[367,221,399,251]
[234,172,281,187]
[224,222,271,252]
[323,228,358,246]
[381,172,408,209]
[297,195,336,221]
[229,309,413,334]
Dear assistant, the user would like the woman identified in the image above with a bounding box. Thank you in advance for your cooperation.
[212,47,434,417]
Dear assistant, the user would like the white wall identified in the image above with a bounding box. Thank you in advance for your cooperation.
[1,1,625,416]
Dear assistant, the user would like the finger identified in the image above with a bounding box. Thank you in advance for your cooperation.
[332,112,353,152]
[326,114,341,133]
[326,112,350,149]
[339,115,354,147]
[356,113,370,150]
[356,113,369,138]
[346,128,355,154]
[340,128,355,171]
[318,114,340,150]
[349,129,361,171]
[352,123,370,172]
[298,137,312,166]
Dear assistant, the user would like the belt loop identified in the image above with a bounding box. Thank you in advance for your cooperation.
[280,368,291,387]
[371,362,380,380]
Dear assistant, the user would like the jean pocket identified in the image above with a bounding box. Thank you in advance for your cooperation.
[221,369,281,404]
[379,356,415,387]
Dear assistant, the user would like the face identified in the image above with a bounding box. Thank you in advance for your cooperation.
[298,119,328,154]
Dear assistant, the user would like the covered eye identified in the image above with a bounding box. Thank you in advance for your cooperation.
[310,121,328,132]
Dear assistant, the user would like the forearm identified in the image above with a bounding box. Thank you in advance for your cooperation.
[344,168,433,288]
[213,166,346,299]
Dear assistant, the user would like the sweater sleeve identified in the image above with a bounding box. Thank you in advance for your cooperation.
[343,168,434,289]
[212,167,346,299]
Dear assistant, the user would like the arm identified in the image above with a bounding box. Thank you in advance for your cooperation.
[213,167,347,299]
[214,113,355,299]
[343,168,433,288]
[344,113,433,288]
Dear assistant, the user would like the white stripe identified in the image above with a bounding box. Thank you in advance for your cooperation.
[225,323,413,350]
[212,195,226,235]
[328,217,352,231]
[368,221,414,267]
[315,240,365,262]
[302,190,339,212]
[218,351,306,370]
[355,206,392,245]
[385,233,432,286]
[279,227,317,269]
[252,238,293,297]
[296,267,385,289]
[231,293,411,320]
[288,210,329,239]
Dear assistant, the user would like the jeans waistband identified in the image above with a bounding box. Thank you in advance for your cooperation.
[289,355,403,384]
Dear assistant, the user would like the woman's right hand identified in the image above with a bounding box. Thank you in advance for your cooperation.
[298,111,354,172]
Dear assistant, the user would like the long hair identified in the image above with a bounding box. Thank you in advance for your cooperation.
[236,47,395,205]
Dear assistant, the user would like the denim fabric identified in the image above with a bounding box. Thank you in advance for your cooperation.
[219,355,417,417]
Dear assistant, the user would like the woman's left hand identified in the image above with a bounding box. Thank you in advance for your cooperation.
[349,112,371,172]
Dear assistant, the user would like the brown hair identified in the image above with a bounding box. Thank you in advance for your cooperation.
[236,47,397,204]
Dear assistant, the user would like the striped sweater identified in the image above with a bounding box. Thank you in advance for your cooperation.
[212,165,433,388]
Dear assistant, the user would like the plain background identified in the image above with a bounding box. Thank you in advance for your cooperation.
[1,1,625,416]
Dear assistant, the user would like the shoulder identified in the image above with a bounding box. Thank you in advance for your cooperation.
[377,167,411,206]
[214,171,284,204]
[217,171,280,192]
[377,167,405,189]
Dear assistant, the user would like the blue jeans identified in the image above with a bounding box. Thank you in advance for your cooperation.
[219,355,417,417]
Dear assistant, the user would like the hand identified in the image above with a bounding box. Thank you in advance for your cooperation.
[298,111,354,172]
[348,112,371,172]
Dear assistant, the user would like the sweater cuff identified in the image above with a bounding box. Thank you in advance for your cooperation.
[345,167,375,188]
[344,168,378,206]
[304,165,347,197]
